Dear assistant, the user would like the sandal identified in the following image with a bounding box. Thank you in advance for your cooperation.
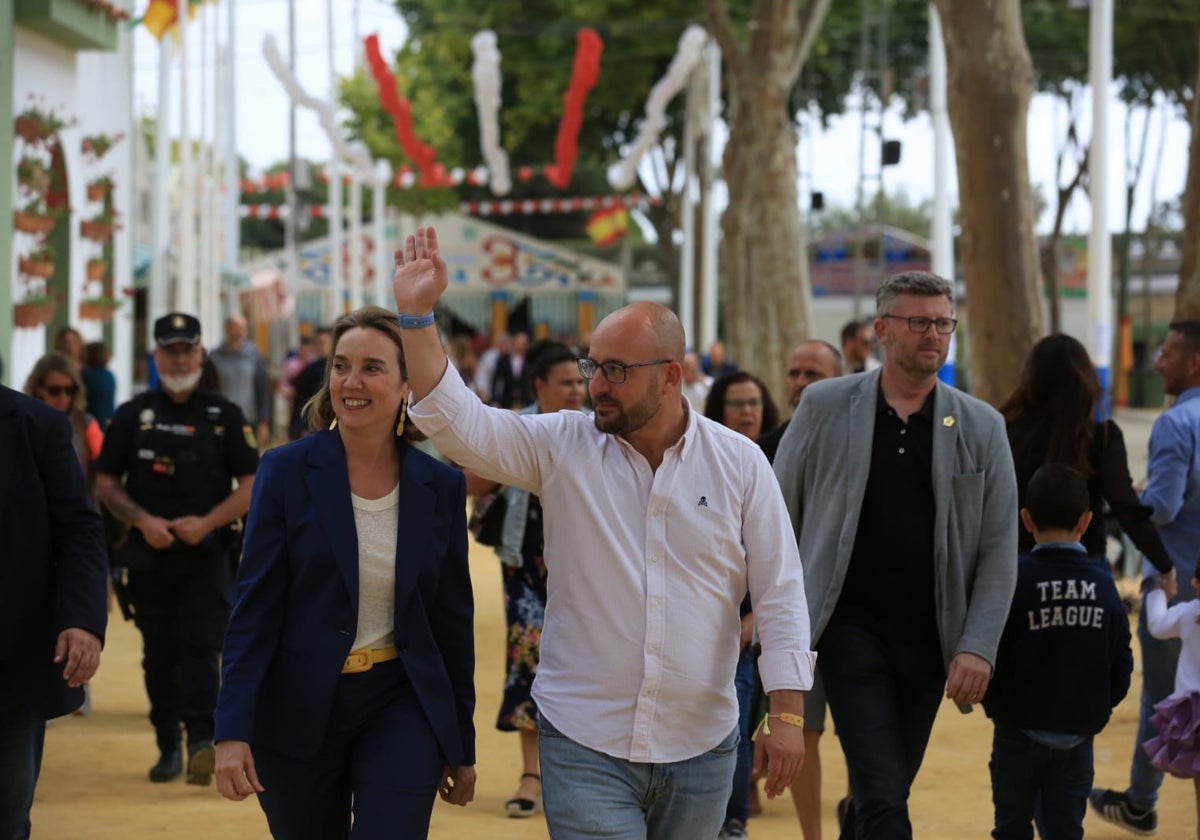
[505,772,542,818]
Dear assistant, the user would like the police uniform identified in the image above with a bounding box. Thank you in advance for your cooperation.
[95,314,259,772]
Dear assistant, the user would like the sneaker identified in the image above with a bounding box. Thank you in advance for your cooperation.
[148,748,182,783]
[719,819,748,839]
[186,741,216,786]
[1088,788,1157,836]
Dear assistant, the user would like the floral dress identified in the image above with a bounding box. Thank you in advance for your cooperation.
[496,494,547,731]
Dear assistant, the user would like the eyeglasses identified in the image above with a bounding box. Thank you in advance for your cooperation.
[725,398,763,411]
[43,385,78,397]
[881,315,958,335]
[577,358,672,384]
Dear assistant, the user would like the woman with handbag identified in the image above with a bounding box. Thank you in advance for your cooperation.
[467,341,586,818]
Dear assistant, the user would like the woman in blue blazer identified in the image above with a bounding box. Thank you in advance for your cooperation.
[213,307,476,839]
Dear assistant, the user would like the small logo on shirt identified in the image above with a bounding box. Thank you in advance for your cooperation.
[697,496,708,507]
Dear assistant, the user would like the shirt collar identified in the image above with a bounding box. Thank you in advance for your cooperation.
[609,397,696,462]
[1176,386,1200,404]
[876,382,937,421]
[1031,540,1087,554]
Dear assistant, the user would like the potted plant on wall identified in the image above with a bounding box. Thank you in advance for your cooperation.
[17,155,50,193]
[86,174,114,202]
[13,289,59,329]
[14,103,67,146]
[79,294,122,322]
[86,257,109,281]
[14,198,59,236]
[81,132,124,161]
[18,244,56,280]
[80,209,117,242]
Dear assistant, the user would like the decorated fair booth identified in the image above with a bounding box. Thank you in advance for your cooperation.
[243,213,625,340]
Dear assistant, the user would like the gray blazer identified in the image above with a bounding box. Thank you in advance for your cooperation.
[773,369,1018,670]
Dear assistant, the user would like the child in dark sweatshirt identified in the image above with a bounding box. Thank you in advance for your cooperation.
[983,463,1133,840]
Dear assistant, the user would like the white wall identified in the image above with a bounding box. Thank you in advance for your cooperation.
[11,23,134,399]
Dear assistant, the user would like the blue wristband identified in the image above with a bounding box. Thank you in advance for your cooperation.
[398,312,435,329]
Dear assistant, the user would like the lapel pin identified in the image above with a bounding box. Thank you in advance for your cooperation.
[942,416,955,427]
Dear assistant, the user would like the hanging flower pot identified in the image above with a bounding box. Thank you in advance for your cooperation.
[86,175,114,203]
[17,156,50,193]
[80,218,114,242]
[86,258,108,281]
[13,103,68,146]
[18,255,55,279]
[13,299,58,329]
[14,115,45,144]
[79,297,120,322]
[14,209,58,235]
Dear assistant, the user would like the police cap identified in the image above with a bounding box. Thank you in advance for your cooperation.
[154,313,202,347]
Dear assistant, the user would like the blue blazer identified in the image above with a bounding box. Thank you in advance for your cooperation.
[214,430,475,766]
[0,386,107,719]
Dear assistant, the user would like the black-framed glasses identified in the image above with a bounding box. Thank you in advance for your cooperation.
[577,358,673,384]
[881,315,958,335]
[43,384,78,398]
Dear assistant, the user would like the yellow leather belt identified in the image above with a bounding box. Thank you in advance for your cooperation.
[341,645,400,674]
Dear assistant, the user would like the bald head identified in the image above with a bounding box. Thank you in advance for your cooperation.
[786,340,842,407]
[225,313,248,347]
[595,302,686,362]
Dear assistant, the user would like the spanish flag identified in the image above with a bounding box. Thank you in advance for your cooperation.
[586,206,629,247]
[136,0,205,42]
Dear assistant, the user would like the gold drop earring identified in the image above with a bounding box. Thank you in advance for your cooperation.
[396,394,408,437]
[329,417,338,430]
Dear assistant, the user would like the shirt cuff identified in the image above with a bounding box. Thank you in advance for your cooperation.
[757,649,817,694]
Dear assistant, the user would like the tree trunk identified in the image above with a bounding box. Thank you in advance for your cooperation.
[932,0,1044,406]
[707,0,830,399]
[1175,28,1200,318]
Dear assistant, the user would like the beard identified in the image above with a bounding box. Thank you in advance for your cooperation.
[161,370,203,395]
[592,380,661,437]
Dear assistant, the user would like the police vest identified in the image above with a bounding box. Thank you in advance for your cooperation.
[123,390,238,522]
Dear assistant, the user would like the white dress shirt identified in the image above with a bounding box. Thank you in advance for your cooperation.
[411,365,815,763]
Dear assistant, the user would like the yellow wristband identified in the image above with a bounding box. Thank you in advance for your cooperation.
[758,712,805,736]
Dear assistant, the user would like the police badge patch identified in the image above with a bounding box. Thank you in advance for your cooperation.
[243,425,257,448]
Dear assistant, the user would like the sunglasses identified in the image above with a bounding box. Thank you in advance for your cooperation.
[43,385,78,398]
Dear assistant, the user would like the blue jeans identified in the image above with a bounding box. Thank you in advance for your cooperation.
[538,714,737,839]
[1128,589,1182,810]
[724,647,757,825]
[0,684,46,840]
[819,621,946,840]
[990,725,1092,840]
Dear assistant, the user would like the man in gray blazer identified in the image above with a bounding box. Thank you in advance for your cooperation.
[774,271,1018,838]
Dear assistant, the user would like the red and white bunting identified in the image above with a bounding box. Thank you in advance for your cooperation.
[238,193,660,219]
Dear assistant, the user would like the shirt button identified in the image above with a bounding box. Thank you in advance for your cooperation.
[650,556,658,564]
[900,429,907,435]
[898,447,906,454]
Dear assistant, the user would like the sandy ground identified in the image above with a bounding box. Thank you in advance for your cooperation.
[30,409,1196,838]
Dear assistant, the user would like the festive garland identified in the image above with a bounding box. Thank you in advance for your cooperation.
[261,34,380,184]
[470,31,511,196]
[544,28,604,190]
[608,25,707,191]
[363,34,442,188]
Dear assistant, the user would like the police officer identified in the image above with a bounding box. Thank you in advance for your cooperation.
[95,313,258,786]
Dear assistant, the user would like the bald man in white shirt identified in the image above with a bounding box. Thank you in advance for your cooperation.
[393,227,815,839]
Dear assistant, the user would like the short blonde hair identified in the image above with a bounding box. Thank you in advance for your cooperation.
[302,306,425,441]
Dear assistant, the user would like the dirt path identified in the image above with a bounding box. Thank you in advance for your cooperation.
[33,525,1194,838]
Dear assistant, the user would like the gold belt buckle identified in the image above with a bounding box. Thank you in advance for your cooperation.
[342,650,371,674]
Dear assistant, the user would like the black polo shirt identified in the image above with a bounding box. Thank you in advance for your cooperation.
[831,385,939,644]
